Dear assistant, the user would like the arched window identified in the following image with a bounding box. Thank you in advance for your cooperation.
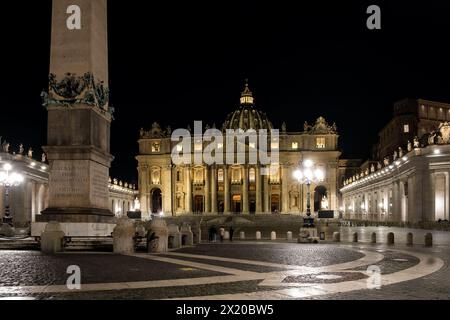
[232,167,242,184]
[194,167,204,184]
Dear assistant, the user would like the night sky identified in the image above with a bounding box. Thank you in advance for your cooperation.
[1,1,450,183]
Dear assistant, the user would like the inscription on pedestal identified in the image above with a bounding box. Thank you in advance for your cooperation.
[91,164,109,208]
[50,161,89,204]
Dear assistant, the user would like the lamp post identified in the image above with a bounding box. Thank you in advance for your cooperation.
[0,163,24,225]
[293,159,325,227]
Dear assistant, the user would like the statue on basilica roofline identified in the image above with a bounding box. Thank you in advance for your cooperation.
[398,147,403,158]
[303,121,311,132]
[428,132,436,145]
[28,148,33,158]
[377,162,382,170]
[383,158,389,166]
[438,122,450,144]
[41,153,47,163]
[413,136,420,148]
[165,126,172,135]
[370,164,375,173]
[19,144,24,155]
[407,140,412,152]
[393,150,398,161]
[281,122,287,133]
[0,137,10,153]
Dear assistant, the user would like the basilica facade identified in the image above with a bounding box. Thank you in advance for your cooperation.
[136,84,341,218]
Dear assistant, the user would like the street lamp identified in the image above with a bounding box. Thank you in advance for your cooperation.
[293,160,325,227]
[0,163,24,225]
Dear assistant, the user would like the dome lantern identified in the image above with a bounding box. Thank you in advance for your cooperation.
[240,79,254,105]
[223,80,273,131]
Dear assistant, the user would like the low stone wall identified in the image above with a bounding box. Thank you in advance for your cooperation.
[341,219,450,231]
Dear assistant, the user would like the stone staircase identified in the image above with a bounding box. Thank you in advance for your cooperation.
[63,237,113,252]
[0,237,39,250]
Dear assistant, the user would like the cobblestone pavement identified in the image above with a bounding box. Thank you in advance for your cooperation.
[0,242,448,300]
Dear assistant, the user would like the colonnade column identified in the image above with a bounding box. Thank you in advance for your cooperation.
[392,181,399,222]
[211,166,217,213]
[224,166,231,214]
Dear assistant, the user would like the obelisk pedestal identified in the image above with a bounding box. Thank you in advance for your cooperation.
[35,0,115,235]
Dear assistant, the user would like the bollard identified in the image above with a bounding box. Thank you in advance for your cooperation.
[180,223,194,246]
[407,232,413,246]
[147,218,169,253]
[371,232,377,244]
[167,224,182,249]
[425,233,433,247]
[113,217,135,254]
[271,231,277,241]
[387,232,395,245]
[352,232,358,243]
[240,231,245,240]
[333,232,341,242]
[256,231,261,240]
[287,231,293,241]
[41,221,65,254]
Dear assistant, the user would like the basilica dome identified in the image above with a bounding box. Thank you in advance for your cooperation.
[222,82,273,131]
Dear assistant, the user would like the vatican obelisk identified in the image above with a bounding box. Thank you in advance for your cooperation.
[37,0,115,234]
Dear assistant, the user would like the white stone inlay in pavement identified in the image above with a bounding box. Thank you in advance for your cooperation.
[315,275,343,280]
[177,248,444,300]
[0,245,443,299]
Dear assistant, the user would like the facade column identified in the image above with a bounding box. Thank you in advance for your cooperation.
[255,166,262,213]
[263,167,270,213]
[204,166,211,213]
[224,166,231,214]
[162,165,173,215]
[0,186,4,219]
[185,166,192,213]
[211,166,217,213]
[242,166,249,214]
[139,165,149,216]
[281,165,289,213]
